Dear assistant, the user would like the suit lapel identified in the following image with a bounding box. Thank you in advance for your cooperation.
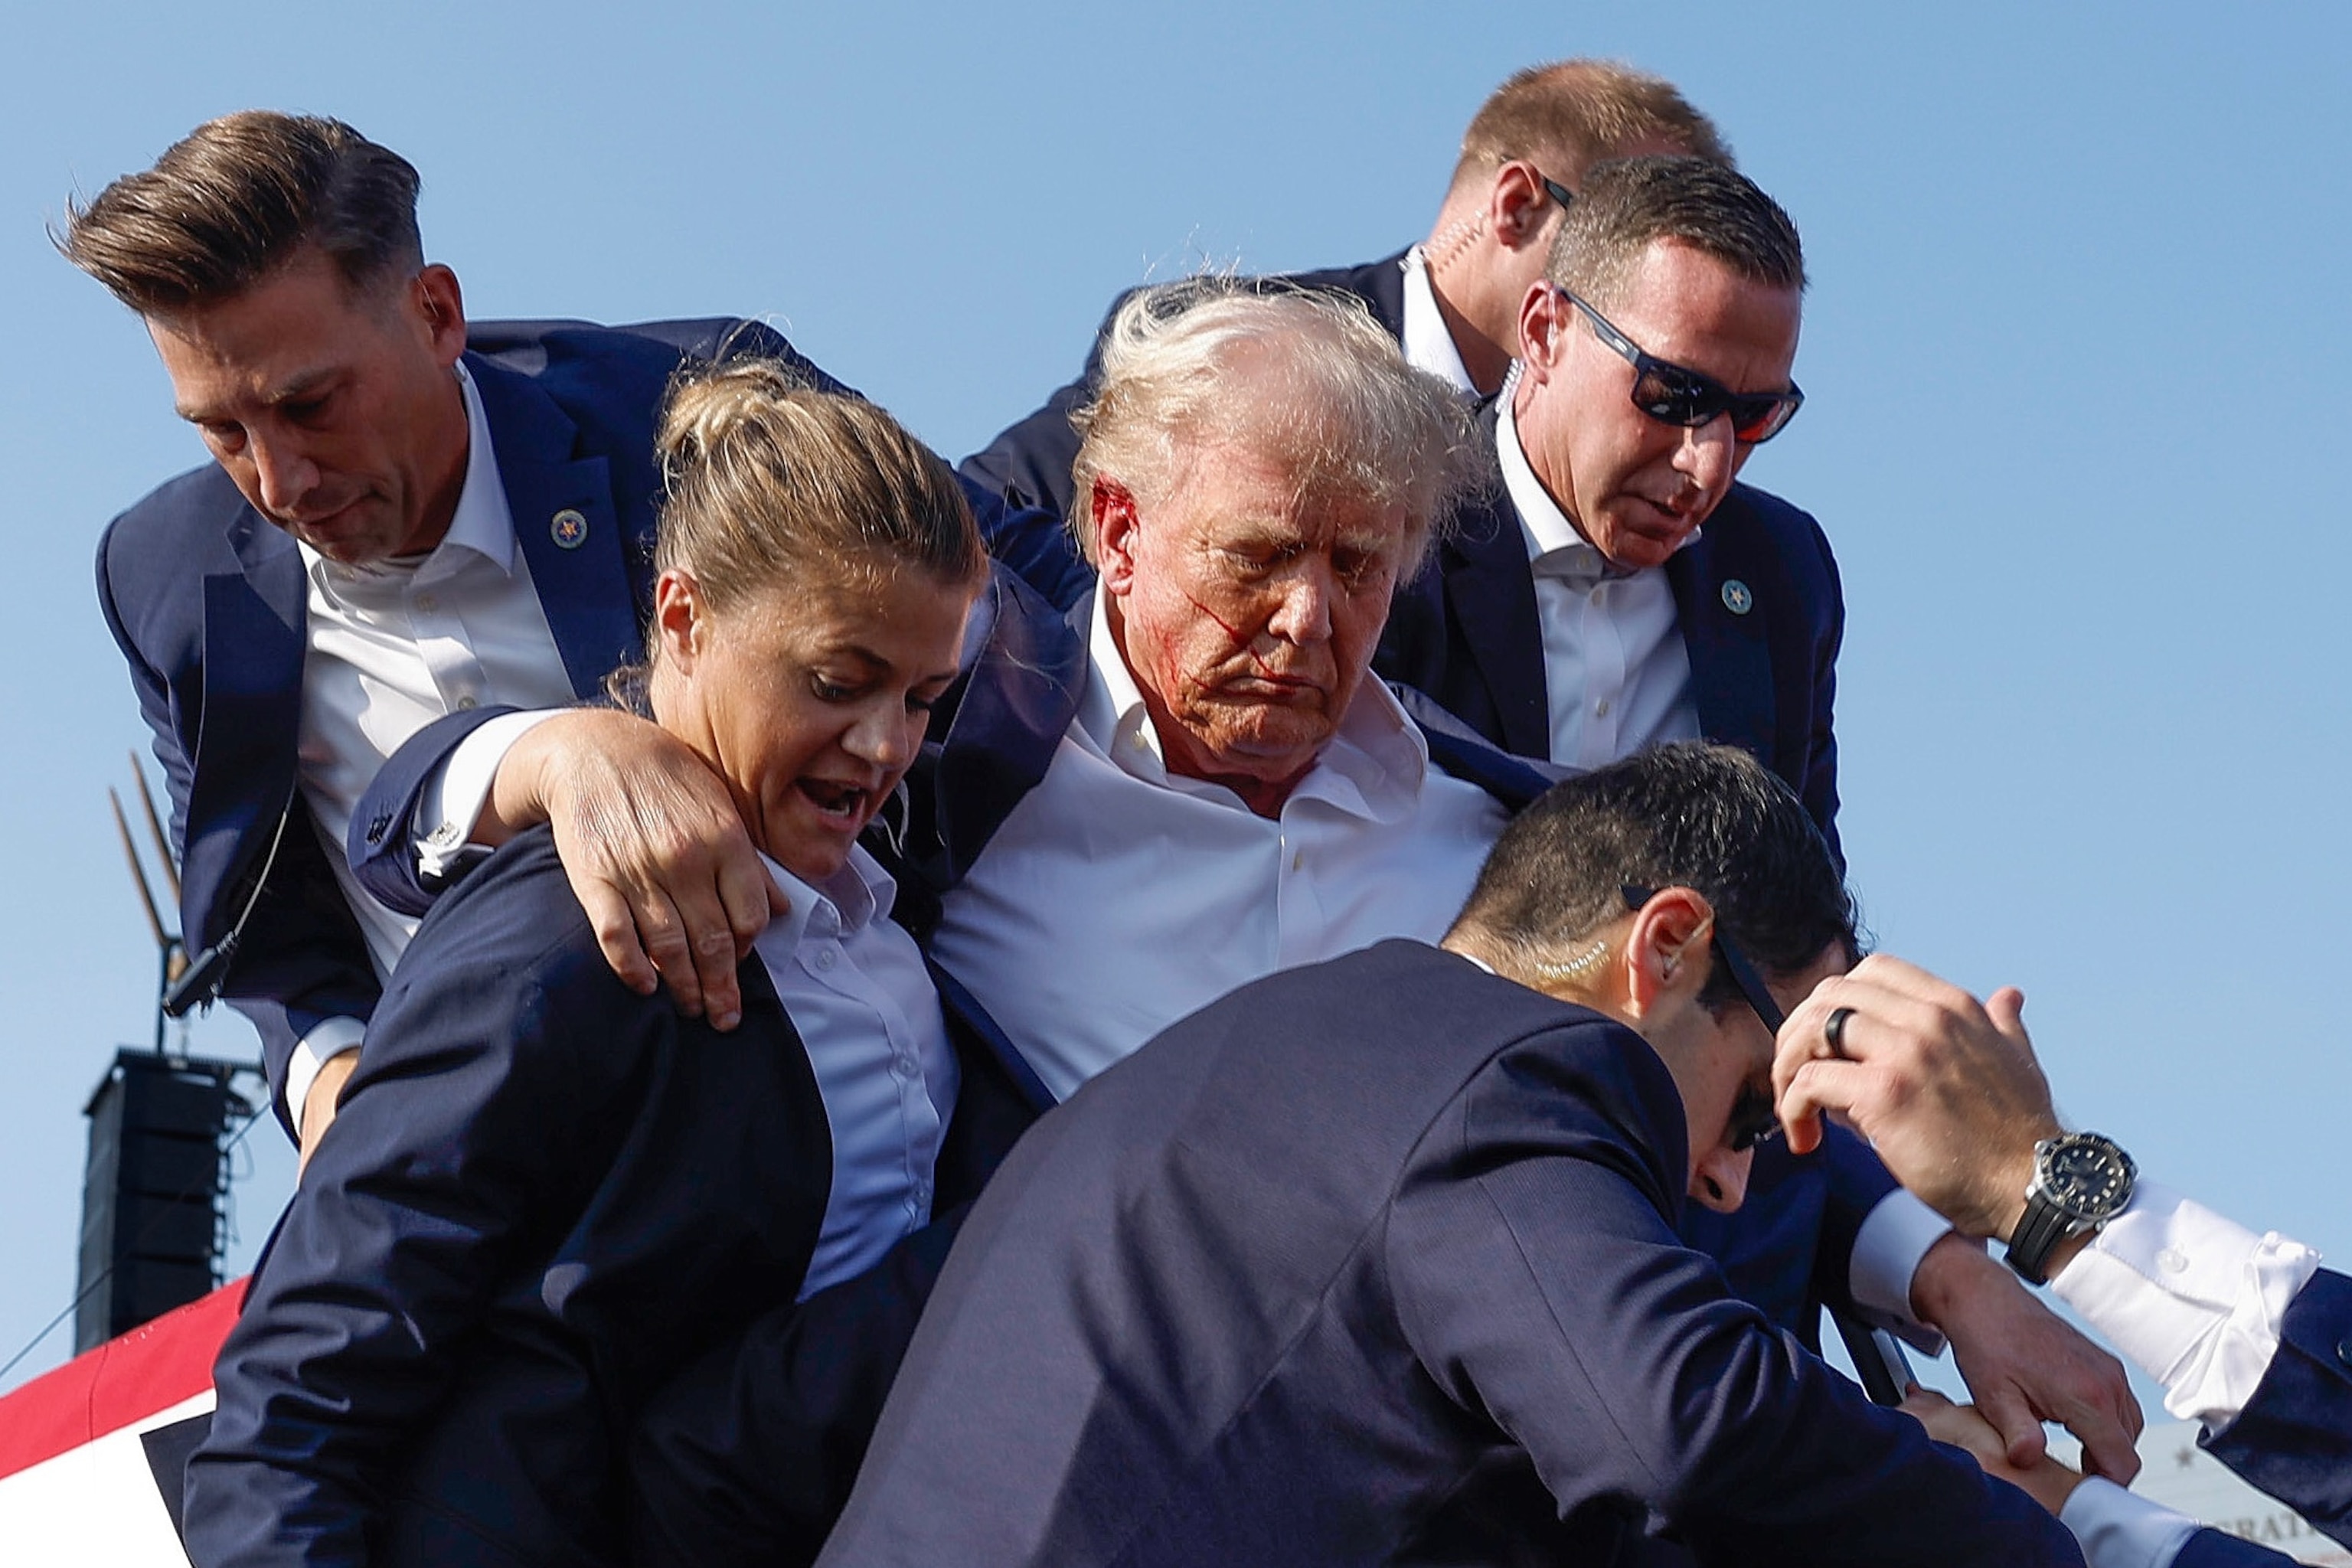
[1442,474,1553,760]
[471,353,646,697]
[185,514,307,946]
[1668,529,1775,761]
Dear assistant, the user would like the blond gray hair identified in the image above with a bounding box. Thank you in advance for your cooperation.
[1068,279,1475,577]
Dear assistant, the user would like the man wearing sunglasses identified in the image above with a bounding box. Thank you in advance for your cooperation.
[814,744,2093,1568]
[959,58,1727,606]
[1377,154,1844,866]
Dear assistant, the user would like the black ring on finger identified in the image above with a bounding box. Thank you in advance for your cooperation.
[1824,1005,1856,1060]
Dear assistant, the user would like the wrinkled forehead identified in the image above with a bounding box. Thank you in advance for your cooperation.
[1155,432,1416,556]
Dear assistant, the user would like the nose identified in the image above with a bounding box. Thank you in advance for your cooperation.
[1689,1145,1753,1215]
[247,428,321,518]
[844,701,923,772]
[1266,563,1334,645]
[1671,415,1740,497]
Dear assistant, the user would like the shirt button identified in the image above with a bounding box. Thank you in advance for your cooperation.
[1594,698,1612,717]
[1291,851,1304,871]
[415,593,438,612]
[2157,1247,2188,1274]
[1589,586,1606,605]
[455,695,479,711]
[813,947,838,972]
[2337,1338,2352,1370]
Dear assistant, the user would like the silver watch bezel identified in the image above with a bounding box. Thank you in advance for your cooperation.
[2027,1132,2137,1227]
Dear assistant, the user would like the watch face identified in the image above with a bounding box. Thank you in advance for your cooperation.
[2041,1137,2134,1220]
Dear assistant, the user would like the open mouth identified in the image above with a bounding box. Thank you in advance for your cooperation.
[797,777,872,825]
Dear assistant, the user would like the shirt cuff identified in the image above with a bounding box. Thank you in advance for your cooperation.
[284,1015,367,1135]
[2060,1476,2200,1568]
[2051,1180,2321,1431]
[415,709,561,883]
[1848,1186,1955,1351]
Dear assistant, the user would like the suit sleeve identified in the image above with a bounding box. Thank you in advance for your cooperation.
[2201,1269,2352,1546]
[181,913,625,1568]
[2172,1529,2307,1567]
[957,376,1089,522]
[1386,1038,2081,1566]
[345,704,528,916]
[96,518,381,1137]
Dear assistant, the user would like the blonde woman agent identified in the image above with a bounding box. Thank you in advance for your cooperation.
[182,366,1030,1568]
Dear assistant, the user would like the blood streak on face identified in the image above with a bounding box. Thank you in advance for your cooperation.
[1094,440,1408,815]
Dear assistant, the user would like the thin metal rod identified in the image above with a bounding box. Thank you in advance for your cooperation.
[110,789,172,951]
[129,751,181,901]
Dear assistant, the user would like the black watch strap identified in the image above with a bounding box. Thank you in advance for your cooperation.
[2005,1193,2075,1285]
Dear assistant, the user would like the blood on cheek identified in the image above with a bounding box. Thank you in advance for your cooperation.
[1178,591,1285,684]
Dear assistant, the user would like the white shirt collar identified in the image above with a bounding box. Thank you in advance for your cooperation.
[1495,383,1700,579]
[757,844,897,958]
[1078,587,1431,817]
[439,359,518,573]
[1400,248,1477,395]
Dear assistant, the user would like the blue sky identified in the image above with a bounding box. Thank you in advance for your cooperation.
[2,2,2346,1401]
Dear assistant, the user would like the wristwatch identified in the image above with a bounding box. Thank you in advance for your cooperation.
[2005,1132,2136,1285]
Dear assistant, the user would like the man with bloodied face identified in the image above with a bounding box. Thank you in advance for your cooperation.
[358,282,2145,1564]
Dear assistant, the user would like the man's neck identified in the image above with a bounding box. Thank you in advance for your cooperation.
[1426,267,1512,397]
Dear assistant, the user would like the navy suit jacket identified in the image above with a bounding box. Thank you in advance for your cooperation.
[1374,406,1845,864]
[2193,1267,2352,1549]
[94,317,842,1132]
[182,830,1032,1568]
[819,940,2077,1568]
[959,250,1408,529]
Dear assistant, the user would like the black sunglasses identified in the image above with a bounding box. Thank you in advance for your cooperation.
[1537,172,1576,212]
[1561,288,1805,446]
[1622,886,1785,1152]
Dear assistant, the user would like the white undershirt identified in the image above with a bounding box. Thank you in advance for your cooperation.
[286,361,576,1125]
[753,847,959,1299]
[1495,386,1702,768]
[927,591,1511,1102]
[1398,248,1477,394]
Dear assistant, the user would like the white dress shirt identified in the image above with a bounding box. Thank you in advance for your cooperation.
[2053,1181,2324,1431]
[1495,388,1702,769]
[286,361,576,1125]
[2027,1185,2326,1568]
[1398,248,1477,394]
[753,847,959,1299]
[928,593,1511,1102]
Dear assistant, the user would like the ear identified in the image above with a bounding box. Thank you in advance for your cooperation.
[1487,161,1557,252]
[652,568,707,673]
[1090,479,1142,599]
[1621,887,1713,1021]
[1517,283,1570,384]
[413,263,469,370]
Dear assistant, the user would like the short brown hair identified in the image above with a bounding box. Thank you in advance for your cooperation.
[1450,59,1730,194]
[1547,155,1805,311]
[652,361,982,620]
[58,111,423,315]
[1068,279,1476,578]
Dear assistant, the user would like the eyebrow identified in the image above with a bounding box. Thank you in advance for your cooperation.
[174,368,341,424]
